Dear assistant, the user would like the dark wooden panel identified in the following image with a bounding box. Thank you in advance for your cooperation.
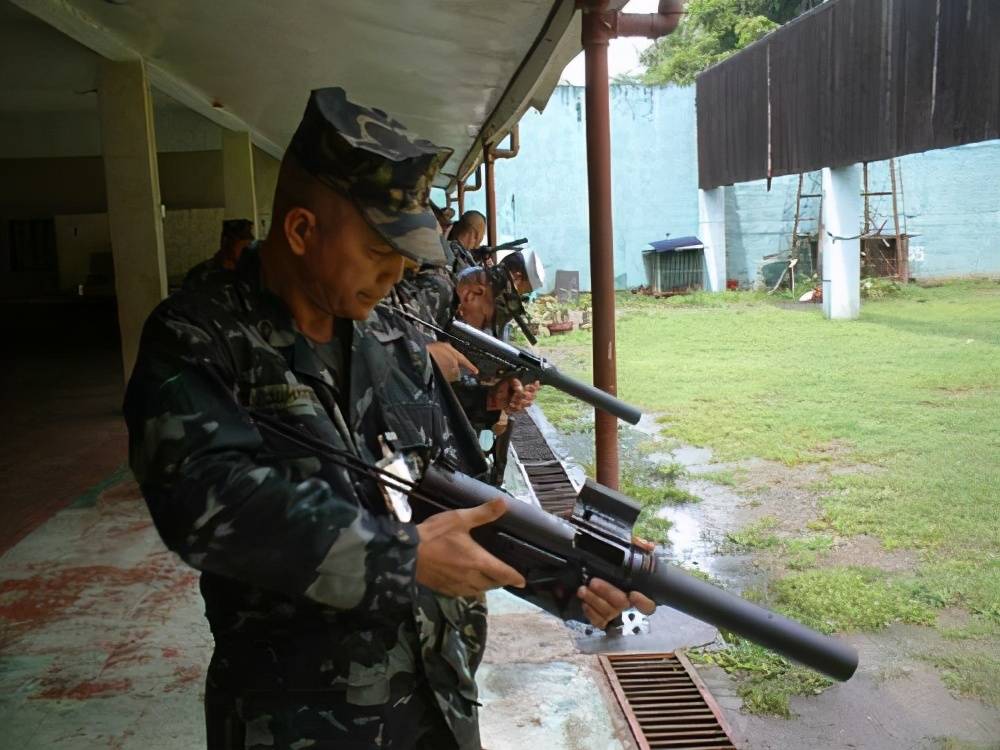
[695,0,1000,189]
[889,0,936,156]
[696,42,768,188]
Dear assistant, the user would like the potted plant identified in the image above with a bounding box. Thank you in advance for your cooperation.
[545,302,574,335]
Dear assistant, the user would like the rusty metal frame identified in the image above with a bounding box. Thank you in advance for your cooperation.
[599,654,652,750]
[675,650,736,742]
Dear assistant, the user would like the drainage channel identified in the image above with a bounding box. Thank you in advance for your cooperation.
[600,653,737,750]
[508,410,578,517]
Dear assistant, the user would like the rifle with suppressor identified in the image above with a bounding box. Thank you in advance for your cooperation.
[389,305,643,426]
[251,410,859,682]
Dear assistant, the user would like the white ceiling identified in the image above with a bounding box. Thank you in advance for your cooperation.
[5,0,586,187]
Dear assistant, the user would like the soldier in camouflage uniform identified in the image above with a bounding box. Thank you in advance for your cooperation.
[125,87,645,750]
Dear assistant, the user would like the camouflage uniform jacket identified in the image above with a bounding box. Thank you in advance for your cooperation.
[123,246,486,749]
[393,239,499,432]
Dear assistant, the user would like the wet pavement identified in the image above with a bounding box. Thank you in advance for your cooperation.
[549,410,1000,750]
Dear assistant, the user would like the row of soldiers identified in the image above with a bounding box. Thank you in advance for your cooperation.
[124,86,653,749]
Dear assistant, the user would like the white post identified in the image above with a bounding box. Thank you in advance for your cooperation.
[698,187,727,292]
[820,165,862,319]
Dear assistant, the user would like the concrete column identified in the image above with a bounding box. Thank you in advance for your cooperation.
[698,187,727,292]
[98,58,167,381]
[820,165,863,319]
[222,130,259,231]
[253,146,280,237]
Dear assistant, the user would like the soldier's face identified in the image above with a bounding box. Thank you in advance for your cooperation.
[293,194,408,320]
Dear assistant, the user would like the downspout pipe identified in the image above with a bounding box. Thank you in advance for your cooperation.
[457,164,483,217]
[484,124,521,249]
[484,142,498,247]
[492,124,520,160]
[581,0,681,490]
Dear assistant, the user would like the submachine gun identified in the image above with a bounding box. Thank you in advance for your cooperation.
[390,306,643,426]
[250,411,860,683]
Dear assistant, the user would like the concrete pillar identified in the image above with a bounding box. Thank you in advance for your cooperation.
[253,146,280,237]
[222,130,259,231]
[698,187,727,292]
[820,165,863,319]
[98,58,167,381]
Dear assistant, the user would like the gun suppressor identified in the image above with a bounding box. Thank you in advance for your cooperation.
[418,464,858,682]
[630,563,858,681]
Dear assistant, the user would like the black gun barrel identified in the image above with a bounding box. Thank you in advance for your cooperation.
[450,320,642,425]
[630,562,858,681]
[541,367,642,426]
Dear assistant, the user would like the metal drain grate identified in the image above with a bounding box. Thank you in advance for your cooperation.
[509,411,577,517]
[600,652,737,750]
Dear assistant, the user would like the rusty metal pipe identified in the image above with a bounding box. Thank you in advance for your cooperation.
[612,12,680,38]
[581,0,682,489]
[484,143,497,247]
[457,164,483,216]
[583,5,619,489]
[492,124,520,160]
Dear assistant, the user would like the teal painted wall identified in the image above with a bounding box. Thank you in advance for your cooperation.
[453,84,1000,290]
[463,84,700,291]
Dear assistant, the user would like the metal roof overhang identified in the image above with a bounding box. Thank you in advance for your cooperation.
[9,0,601,191]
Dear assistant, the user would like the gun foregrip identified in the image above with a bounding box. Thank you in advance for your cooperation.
[541,368,643,425]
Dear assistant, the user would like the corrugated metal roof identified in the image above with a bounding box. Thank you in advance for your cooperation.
[646,236,704,253]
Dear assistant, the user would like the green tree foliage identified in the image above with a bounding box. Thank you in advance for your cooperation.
[640,0,817,85]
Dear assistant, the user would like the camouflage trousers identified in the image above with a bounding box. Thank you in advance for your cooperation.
[205,670,458,750]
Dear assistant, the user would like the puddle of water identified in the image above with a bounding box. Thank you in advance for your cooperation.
[656,487,766,595]
[646,445,714,470]
[533,411,765,595]
[632,412,664,437]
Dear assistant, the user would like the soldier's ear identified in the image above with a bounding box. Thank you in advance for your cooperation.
[457,283,479,306]
[284,207,317,256]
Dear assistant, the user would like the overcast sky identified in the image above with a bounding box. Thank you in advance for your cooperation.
[559,0,661,85]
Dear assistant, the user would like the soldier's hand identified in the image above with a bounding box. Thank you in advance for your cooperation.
[426,342,478,382]
[577,578,657,630]
[415,499,527,597]
[486,378,541,413]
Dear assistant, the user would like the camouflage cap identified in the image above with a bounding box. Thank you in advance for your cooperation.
[289,87,452,265]
[220,218,255,244]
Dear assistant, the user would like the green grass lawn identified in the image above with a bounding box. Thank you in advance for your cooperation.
[535,280,1000,711]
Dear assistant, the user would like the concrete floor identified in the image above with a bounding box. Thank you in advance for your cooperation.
[0,298,126,552]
